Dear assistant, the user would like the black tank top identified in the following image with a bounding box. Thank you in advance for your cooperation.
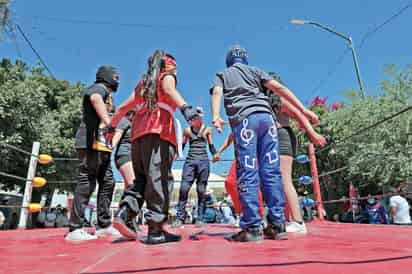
[187,125,208,160]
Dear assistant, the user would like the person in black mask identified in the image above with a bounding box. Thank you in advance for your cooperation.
[172,107,219,228]
[66,65,121,242]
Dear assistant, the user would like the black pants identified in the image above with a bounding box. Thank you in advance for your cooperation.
[176,159,210,222]
[69,149,114,230]
[121,134,175,230]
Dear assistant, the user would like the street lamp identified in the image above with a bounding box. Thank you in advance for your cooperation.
[290,19,366,98]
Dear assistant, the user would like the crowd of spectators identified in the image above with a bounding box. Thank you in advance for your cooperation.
[330,186,411,225]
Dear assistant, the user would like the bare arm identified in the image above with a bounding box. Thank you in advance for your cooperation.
[90,94,111,126]
[280,99,326,146]
[205,127,219,158]
[389,206,397,222]
[182,128,190,150]
[265,80,318,124]
[162,75,186,108]
[110,82,143,128]
[218,134,234,154]
[211,86,225,133]
[111,129,125,148]
[205,127,214,145]
[211,86,223,121]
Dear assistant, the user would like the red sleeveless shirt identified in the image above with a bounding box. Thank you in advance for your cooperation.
[131,73,178,148]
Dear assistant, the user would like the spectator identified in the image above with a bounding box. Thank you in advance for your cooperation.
[219,195,236,224]
[299,191,315,222]
[388,187,411,225]
[55,205,69,228]
[363,197,390,224]
[0,197,11,229]
[332,213,340,222]
[0,210,5,229]
[202,189,219,223]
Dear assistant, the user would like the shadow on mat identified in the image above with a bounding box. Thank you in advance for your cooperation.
[112,238,136,244]
[81,255,412,274]
[188,231,231,240]
[207,224,238,229]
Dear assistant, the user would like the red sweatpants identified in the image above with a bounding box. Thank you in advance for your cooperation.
[224,160,265,217]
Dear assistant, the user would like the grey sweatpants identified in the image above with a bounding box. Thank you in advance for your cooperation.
[121,134,175,229]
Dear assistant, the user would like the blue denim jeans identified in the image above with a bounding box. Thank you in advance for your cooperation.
[232,112,285,229]
[176,159,210,222]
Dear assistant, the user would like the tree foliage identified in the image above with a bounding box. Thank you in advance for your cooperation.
[0,0,11,41]
[294,65,412,205]
[0,59,83,193]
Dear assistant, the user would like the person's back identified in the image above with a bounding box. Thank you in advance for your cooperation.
[390,195,411,224]
[210,45,287,241]
[364,198,389,224]
[216,63,273,127]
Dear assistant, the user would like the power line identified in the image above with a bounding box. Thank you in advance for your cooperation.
[306,48,350,99]
[31,15,288,33]
[32,15,219,32]
[307,1,412,98]
[358,1,412,49]
[13,23,55,78]
[316,104,412,154]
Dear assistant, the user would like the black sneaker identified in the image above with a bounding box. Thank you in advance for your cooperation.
[171,219,184,228]
[226,227,263,242]
[263,222,288,240]
[112,205,138,239]
[144,230,182,245]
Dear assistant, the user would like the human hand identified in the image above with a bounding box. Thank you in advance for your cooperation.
[212,153,221,163]
[305,110,319,125]
[309,132,327,147]
[212,117,226,134]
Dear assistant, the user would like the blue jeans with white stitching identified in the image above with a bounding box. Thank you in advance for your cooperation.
[232,112,285,229]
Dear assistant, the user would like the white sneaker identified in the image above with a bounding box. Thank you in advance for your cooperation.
[95,225,122,238]
[65,228,98,242]
[286,221,307,233]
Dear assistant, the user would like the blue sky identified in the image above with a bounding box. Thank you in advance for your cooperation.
[2,0,412,176]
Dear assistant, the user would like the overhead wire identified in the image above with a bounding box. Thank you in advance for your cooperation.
[13,23,55,78]
[306,1,412,98]
[358,1,412,49]
[316,104,412,154]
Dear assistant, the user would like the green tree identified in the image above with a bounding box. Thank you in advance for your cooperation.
[0,59,84,195]
[294,65,412,211]
[0,0,11,41]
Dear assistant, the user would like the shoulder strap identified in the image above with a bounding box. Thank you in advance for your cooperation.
[198,125,207,137]
[188,127,197,139]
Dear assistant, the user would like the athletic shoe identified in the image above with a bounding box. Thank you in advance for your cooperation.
[65,228,97,242]
[144,230,182,245]
[235,218,240,228]
[286,221,307,233]
[95,225,122,238]
[263,222,288,240]
[112,206,138,239]
[171,219,184,228]
[226,227,263,242]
